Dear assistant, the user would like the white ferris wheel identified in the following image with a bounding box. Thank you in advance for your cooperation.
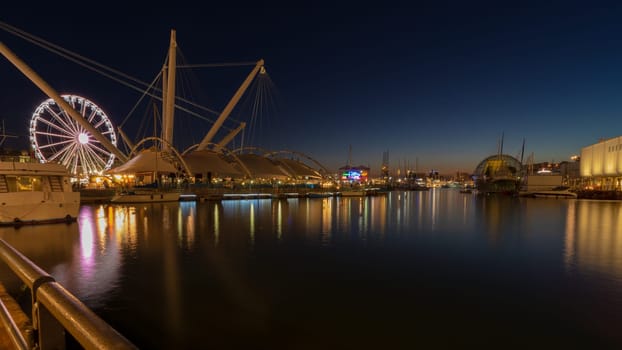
[29,94,117,176]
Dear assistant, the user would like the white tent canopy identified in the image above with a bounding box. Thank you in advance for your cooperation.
[236,154,290,180]
[276,158,323,179]
[182,150,244,178]
[106,149,179,175]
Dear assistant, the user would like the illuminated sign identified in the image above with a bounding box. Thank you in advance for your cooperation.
[342,170,361,180]
[340,168,368,182]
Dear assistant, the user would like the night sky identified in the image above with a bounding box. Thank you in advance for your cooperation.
[2,2,622,175]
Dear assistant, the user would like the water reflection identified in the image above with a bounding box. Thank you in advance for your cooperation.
[565,200,622,284]
[181,202,196,248]
[476,194,523,243]
[320,198,332,246]
[1,193,622,348]
[0,223,76,292]
[3,195,622,290]
[0,206,124,307]
[214,203,220,245]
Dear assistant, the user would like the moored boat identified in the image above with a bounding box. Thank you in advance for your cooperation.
[307,192,335,198]
[520,174,577,199]
[522,186,577,199]
[0,160,80,226]
[339,190,366,197]
[110,189,180,203]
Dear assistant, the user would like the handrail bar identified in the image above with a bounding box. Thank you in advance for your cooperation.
[0,239,51,291]
[0,298,29,350]
[37,281,136,349]
[0,238,138,349]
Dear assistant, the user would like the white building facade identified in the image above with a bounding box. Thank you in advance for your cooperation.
[581,136,622,189]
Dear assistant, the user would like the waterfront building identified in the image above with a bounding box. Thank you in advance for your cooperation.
[580,136,622,190]
[560,160,581,188]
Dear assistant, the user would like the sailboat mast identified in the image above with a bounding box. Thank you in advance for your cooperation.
[154,109,158,184]
[196,59,265,150]
[520,138,525,165]
[162,29,177,152]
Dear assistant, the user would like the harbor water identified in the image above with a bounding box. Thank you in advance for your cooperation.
[1,189,621,349]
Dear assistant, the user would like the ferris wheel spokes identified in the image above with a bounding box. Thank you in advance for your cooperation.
[30,94,118,177]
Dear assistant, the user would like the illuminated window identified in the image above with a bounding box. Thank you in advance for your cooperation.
[8,176,43,192]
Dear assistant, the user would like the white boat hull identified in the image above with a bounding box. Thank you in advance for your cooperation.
[0,161,80,226]
[520,190,577,198]
[531,191,577,199]
[0,192,80,225]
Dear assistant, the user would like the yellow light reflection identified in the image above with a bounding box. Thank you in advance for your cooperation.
[127,207,137,249]
[359,198,367,240]
[114,207,127,236]
[431,188,437,230]
[565,201,622,281]
[396,193,402,227]
[249,202,255,246]
[321,198,332,245]
[185,204,195,248]
[214,204,220,246]
[338,197,352,233]
[163,205,170,231]
[372,195,387,236]
[96,205,106,237]
[178,205,183,246]
[564,200,576,270]
[277,200,282,240]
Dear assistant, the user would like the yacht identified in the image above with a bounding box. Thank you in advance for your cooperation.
[524,186,578,199]
[0,159,80,226]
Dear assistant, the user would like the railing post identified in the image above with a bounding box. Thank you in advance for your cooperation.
[34,302,65,350]
[30,274,63,350]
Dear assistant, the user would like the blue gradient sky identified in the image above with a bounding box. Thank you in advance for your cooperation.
[2,2,622,175]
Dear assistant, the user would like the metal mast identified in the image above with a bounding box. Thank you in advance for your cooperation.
[213,122,246,152]
[196,59,265,151]
[162,29,177,152]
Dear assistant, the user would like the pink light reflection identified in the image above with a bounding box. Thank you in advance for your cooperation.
[78,207,95,264]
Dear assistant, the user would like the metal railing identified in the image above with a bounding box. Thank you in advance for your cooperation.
[0,238,138,349]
